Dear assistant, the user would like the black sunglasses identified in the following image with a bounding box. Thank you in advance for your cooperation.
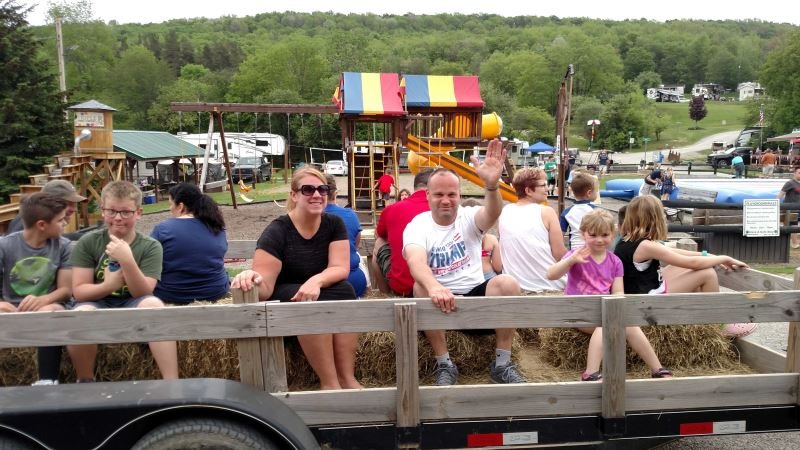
[296,184,332,196]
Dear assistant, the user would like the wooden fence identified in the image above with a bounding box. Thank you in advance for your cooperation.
[1,265,800,428]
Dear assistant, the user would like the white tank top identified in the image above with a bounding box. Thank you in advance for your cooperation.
[499,203,566,292]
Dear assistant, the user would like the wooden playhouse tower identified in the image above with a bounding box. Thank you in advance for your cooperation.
[333,73,494,224]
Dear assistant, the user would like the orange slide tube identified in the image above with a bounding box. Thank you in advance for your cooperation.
[406,134,518,202]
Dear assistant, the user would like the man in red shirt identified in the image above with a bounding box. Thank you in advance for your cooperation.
[371,169,432,296]
[373,167,397,202]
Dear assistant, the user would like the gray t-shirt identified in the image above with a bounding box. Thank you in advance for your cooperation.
[0,232,72,304]
[781,179,800,204]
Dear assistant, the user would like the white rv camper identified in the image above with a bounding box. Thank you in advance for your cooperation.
[176,132,286,163]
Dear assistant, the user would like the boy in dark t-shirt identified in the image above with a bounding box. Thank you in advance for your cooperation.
[0,193,72,385]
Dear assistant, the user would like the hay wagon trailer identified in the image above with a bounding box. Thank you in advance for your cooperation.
[2,263,800,449]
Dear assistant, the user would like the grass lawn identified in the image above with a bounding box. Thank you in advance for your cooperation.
[141,179,290,214]
[569,102,748,152]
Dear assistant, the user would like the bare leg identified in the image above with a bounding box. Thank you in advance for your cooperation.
[487,275,521,352]
[333,333,362,389]
[663,266,718,293]
[67,304,98,380]
[297,334,341,390]
[578,327,602,373]
[67,344,98,381]
[625,326,663,371]
[139,297,179,379]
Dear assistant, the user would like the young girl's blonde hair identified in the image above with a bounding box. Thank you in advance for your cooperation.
[621,195,668,241]
[579,209,616,235]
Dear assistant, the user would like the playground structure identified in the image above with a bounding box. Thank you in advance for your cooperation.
[172,72,513,223]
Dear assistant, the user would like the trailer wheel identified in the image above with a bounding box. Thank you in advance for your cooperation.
[132,418,278,450]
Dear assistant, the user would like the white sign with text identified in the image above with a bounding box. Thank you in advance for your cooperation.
[743,199,779,237]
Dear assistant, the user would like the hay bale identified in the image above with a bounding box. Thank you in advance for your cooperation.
[539,325,741,372]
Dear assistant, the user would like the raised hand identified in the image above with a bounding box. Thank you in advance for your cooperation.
[471,139,506,188]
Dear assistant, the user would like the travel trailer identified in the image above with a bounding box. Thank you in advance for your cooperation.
[176,132,286,163]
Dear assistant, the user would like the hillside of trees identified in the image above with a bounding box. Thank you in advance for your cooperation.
[21,2,800,152]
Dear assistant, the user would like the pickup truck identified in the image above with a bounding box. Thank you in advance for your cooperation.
[706,146,753,168]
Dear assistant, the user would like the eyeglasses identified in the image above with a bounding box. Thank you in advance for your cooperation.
[296,184,332,196]
[101,208,137,219]
[534,183,547,188]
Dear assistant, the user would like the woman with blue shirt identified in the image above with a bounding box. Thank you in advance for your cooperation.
[323,175,367,297]
[151,183,229,304]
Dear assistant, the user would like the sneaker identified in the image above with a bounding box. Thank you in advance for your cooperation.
[651,367,673,379]
[489,362,526,384]
[31,379,58,386]
[433,363,459,386]
[581,371,603,382]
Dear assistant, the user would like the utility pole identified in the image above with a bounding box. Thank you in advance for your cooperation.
[55,17,68,117]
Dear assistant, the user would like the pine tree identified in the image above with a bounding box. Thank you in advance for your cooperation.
[0,0,71,201]
[689,95,708,130]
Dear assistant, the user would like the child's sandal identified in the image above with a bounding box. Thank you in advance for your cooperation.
[581,371,602,382]
[651,367,673,379]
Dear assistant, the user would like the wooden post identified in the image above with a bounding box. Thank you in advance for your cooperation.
[601,296,627,436]
[785,268,800,375]
[232,287,287,392]
[676,238,698,252]
[394,303,420,433]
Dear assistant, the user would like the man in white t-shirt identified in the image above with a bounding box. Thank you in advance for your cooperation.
[403,139,524,386]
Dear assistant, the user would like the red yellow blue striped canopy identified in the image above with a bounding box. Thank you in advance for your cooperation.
[402,75,483,108]
[334,72,405,116]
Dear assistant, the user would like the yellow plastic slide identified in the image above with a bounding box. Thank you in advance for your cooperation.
[406,134,518,202]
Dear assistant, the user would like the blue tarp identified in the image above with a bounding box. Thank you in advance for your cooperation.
[526,141,555,152]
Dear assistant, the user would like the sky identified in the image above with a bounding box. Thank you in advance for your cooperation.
[18,0,800,26]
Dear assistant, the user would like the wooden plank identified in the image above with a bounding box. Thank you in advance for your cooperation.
[601,297,626,419]
[266,296,604,336]
[262,335,288,393]
[626,374,798,411]
[232,287,271,391]
[735,337,787,374]
[625,291,800,326]
[265,292,800,337]
[395,303,420,428]
[226,240,256,259]
[279,374,799,425]
[717,267,794,292]
[275,388,396,425]
[0,304,266,348]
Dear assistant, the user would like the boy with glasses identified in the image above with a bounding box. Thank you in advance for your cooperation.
[67,181,178,382]
[0,193,73,385]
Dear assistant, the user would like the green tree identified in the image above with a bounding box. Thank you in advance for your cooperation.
[597,85,647,151]
[689,95,708,129]
[634,71,662,92]
[760,30,800,134]
[0,0,71,200]
[45,0,93,23]
[623,46,656,81]
[106,45,173,128]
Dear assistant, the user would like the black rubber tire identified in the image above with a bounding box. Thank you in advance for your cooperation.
[716,159,729,168]
[0,435,35,450]
[131,418,277,450]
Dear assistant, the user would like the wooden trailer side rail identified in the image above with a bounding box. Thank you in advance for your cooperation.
[0,266,799,430]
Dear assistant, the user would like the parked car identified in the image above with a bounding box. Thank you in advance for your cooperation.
[324,160,348,176]
[707,147,753,168]
[232,156,271,183]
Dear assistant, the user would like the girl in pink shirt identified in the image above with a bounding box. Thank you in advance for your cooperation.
[547,209,671,381]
